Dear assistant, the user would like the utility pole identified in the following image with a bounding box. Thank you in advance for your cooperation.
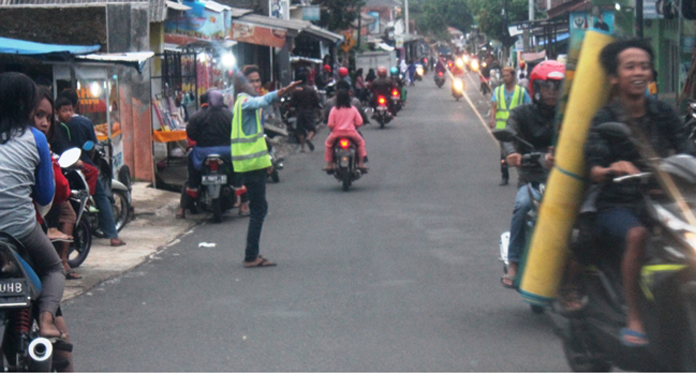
[636,0,644,37]
[404,0,410,34]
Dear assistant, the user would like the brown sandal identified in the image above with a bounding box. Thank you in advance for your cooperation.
[243,255,277,268]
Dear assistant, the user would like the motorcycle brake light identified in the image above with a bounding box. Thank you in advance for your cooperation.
[378,97,386,105]
[392,89,399,97]
[207,159,220,172]
[438,72,443,77]
[339,139,350,149]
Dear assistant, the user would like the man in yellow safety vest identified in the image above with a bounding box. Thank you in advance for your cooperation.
[232,65,301,268]
[489,67,531,185]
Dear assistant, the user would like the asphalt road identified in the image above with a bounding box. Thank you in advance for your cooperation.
[63,73,570,371]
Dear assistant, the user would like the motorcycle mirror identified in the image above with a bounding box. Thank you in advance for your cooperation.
[82,141,95,152]
[58,147,82,169]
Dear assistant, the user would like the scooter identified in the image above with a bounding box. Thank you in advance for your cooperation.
[390,88,402,114]
[373,95,392,129]
[451,77,465,101]
[58,148,92,269]
[415,64,424,81]
[83,141,132,237]
[325,138,365,191]
[199,154,240,223]
[493,129,548,314]
[560,122,696,371]
[434,71,445,88]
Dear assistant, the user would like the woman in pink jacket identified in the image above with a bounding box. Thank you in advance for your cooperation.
[323,89,368,171]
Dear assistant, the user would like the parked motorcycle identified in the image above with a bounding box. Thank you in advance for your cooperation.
[560,122,696,371]
[434,71,446,88]
[265,136,284,183]
[373,95,392,129]
[0,233,72,372]
[451,77,465,101]
[325,138,365,191]
[84,141,132,237]
[58,148,92,268]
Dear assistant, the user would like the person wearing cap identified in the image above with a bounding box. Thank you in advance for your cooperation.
[316,64,333,90]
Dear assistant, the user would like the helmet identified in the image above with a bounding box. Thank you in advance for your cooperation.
[377,66,388,78]
[389,66,399,76]
[529,60,565,102]
[519,60,526,69]
[339,67,349,77]
[323,64,331,72]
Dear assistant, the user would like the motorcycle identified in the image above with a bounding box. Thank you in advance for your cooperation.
[470,58,480,73]
[58,148,93,269]
[415,64,424,81]
[373,95,392,129]
[560,122,696,371]
[199,154,240,223]
[325,138,365,191]
[451,77,465,101]
[390,88,402,114]
[0,233,73,372]
[265,136,284,183]
[493,129,548,314]
[83,141,132,237]
[434,71,446,88]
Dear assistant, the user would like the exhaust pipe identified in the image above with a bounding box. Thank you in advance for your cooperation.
[28,337,53,372]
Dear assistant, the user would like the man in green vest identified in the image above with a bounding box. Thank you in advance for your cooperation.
[489,67,531,185]
[233,65,301,268]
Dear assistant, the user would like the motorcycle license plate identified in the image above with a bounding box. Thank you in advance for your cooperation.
[0,279,28,299]
[377,106,387,111]
[202,175,227,185]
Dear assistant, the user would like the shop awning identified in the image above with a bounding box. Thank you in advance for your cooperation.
[301,25,343,43]
[290,55,323,64]
[537,33,570,46]
[75,52,155,73]
[0,36,100,57]
[165,0,192,11]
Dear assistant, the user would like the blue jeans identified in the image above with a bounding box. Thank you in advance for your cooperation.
[242,169,268,262]
[508,186,533,263]
[94,178,118,239]
[595,208,644,260]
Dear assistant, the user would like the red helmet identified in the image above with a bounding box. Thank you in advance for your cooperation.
[338,67,349,77]
[529,60,565,102]
[323,64,331,72]
[377,66,388,78]
[519,60,526,69]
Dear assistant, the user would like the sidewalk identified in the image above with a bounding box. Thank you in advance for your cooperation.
[62,182,205,300]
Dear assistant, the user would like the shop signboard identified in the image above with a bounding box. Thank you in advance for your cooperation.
[229,21,287,48]
[164,1,229,45]
[302,6,320,21]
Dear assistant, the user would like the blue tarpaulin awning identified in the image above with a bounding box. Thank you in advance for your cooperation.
[0,36,100,57]
[537,33,570,46]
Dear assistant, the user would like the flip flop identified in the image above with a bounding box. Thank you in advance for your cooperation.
[501,274,516,289]
[65,270,82,280]
[244,255,277,268]
[620,328,649,347]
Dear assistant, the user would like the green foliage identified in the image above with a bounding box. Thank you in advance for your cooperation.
[415,0,474,39]
[468,0,529,40]
[313,0,365,32]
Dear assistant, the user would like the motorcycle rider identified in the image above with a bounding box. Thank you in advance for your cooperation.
[371,66,398,116]
[389,66,406,104]
[581,39,695,346]
[500,61,565,288]
[323,80,370,125]
[0,72,67,343]
[176,90,250,219]
[490,67,532,186]
[338,66,352,89]
[290,71,320,152]
[322,88,368,172]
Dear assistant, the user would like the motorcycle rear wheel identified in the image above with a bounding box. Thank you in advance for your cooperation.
[562,322,611,372]
[212,198,223,223]
[68,219,92,268]
[112,190,130,233]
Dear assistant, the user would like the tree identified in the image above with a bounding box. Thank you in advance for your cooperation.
[467,0,531,42]
[312,0,365,32]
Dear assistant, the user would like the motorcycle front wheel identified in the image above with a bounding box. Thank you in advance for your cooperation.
[68,219,92,268]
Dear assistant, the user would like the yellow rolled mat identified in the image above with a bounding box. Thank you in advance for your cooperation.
[519,31,615,305]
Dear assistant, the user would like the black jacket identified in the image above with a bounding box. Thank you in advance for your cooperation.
[370,77,396,97]
[502,103,556,185]
[584,98,695,211]
[186,106,233,147]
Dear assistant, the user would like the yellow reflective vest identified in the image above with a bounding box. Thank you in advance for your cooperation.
[494,85,524,130]
[231,94,272,173]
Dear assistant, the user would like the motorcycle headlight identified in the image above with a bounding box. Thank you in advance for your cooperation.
[471,60,479,70]
[417,67,424,75]
[456,59,464,68]
[454,80,464,91]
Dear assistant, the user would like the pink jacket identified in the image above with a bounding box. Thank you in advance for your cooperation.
[328,106,363,132]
